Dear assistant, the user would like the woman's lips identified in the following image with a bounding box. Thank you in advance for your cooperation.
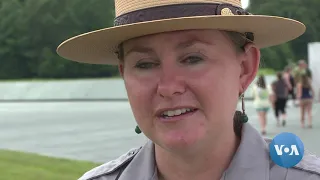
[158,109,198,122]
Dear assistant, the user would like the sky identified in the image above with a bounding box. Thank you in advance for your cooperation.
[241,0,249,9]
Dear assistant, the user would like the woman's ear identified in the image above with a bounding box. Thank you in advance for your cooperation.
[239,43,260,93]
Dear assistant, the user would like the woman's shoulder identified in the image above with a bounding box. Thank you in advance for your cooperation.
[78,147,142,180]
[278,150,320,179]
[263,138,320,179]
[292,149,320,176]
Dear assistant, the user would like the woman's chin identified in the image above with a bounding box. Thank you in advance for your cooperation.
[158,131,203,151]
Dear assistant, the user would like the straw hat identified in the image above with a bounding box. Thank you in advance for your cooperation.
[57,0,306,65]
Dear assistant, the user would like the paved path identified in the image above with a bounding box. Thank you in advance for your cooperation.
[0,101,319,163]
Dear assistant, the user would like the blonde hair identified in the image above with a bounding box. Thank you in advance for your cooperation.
[301,75,311,88]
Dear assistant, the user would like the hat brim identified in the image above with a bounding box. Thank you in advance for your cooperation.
[57,15,305,65]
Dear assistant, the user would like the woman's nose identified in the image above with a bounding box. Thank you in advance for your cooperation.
[156,71,186,98]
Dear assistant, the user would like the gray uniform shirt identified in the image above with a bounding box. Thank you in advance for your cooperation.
[79,123,320,180]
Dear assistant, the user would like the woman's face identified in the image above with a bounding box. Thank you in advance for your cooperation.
[120,30,259,152]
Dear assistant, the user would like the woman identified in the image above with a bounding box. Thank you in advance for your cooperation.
[252,75,271,135]
[57,0,320,179]
[297,74,314,128]
[271,72,288,127]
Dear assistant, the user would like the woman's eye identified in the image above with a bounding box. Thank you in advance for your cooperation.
[182,56,203,64]
[134,62,158,69]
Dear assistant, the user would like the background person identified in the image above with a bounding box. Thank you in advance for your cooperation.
[283,66,297,106]
[271,72,289,127]
[252,75,272,135]
[293,59,312,83]
[297,74,315,128]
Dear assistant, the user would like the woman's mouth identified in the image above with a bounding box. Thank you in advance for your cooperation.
[159,108,198,122]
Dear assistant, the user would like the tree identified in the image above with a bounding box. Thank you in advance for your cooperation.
[248,0,320,70]
[1,0,319,79]
[0,0,118,79]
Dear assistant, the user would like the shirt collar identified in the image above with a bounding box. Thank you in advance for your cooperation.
[120,123,270,180]
[119,140,157,180]
[222,123,270,180]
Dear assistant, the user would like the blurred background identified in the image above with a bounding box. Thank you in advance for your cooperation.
[0,0,320,180]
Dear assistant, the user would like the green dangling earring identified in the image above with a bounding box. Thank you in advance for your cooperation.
[239,93,248,123]
[240,112,249,123]
[234,93,248,137]
[135,125,141,134]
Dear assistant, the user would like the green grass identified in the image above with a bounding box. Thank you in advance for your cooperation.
[258,68,276,75]
[0,149,100,180]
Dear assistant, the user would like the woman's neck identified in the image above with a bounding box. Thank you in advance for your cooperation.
[155,131,240,180]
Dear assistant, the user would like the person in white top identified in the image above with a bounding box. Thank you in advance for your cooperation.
[252,75,272,135]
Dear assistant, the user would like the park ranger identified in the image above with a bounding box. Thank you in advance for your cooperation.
[56,0,320,179]
[78,123,320,180]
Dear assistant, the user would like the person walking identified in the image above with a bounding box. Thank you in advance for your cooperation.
[293,60,312,83]
[283,66,297,106]
[271,72,289,127]
[297,74,315,128]
[252,75,272,135]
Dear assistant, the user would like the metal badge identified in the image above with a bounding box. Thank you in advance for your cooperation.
[221,8,234,15]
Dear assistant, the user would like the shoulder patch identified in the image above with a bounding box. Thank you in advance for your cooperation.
[78,147,142,180]
[293,149,320,176]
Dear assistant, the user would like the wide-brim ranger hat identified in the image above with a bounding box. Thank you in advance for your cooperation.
[57,0,306,65]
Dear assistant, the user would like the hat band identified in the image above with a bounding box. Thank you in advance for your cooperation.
[114,3,250,26]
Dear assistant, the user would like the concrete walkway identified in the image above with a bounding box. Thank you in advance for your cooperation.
[0,101,319,163]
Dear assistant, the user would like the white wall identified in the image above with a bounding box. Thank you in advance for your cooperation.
[0,79,128,100]
[308,42,320,100]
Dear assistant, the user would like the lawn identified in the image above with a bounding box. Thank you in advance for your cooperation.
[0,149,100,180]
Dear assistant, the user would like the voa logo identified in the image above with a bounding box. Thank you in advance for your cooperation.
[269,132,304,168]
[274,144,300,156]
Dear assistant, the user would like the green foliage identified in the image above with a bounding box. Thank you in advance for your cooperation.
[248,0,320,70]
[258,68,276,75]
[0,0,318,79]
[0,0,118,79]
